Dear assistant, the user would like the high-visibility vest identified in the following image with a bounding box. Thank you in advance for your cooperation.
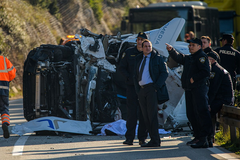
[0,55,16,96]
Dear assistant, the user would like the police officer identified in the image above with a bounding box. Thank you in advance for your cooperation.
[215,34,240,89]
[119,32,148,145]
[166,38,212,148]
[207,51,234,147]
[135,39,168,147]
[0,50,16,138]
[201,36,220,62]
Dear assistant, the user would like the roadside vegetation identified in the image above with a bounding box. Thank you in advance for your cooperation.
[214,91,240,155]
[0,0,61,97]
[88,0,103,23]
[24,0,61,19]
[215,125,240,155]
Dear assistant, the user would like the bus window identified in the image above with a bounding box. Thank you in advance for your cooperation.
[219,19,234,34]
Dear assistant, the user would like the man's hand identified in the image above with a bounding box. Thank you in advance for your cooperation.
[190,78,194,84]
[166,43,173,51]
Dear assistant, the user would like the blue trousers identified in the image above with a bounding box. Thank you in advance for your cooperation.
[0,96,9,115]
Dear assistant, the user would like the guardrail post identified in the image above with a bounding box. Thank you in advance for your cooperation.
[222,123,228,135]
[220,105,240,143]
[230,126,236,142]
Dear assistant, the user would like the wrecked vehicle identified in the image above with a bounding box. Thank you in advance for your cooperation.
[23,18,189,133]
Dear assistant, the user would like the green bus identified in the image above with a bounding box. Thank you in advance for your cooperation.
[121,1,220,48]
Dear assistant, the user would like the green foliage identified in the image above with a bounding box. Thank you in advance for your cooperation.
[148,0,157,3]
[123,6,130,16]
[215,126,240,155]
[0,2,29,55]
[0,30,10,55]
[234,90,240,107]
[107,0,118,3]
[88,0,103,22]
[9,88,22,99]
[215,126,230,145]
[29,0,52,8]
[48,0,58,15]
[26,0,60,19]
[0,0,60,55]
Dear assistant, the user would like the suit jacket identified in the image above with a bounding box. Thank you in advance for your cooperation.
[134,50,169,104]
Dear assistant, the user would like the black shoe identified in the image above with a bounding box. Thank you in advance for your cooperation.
[208,140,213,148]
[2,123,9,139]
[186,138,199,146]
[190,138,209,148]
[207,136,214,148]
[141,142,160,147]
[139,140,146,145]
[123,140,133,145]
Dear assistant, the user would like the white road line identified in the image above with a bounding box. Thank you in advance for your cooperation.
[12,135,29,156]
[208,147,239,160]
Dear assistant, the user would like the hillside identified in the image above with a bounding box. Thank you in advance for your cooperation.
[0,0,167,97]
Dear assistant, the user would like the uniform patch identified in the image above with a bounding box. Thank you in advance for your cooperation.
[199,57,205,63]
[130,55,135,57]
[122,52,126,59]
[210,72,215,79]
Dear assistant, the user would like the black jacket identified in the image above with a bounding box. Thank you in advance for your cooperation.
[134,50,169,104]
[119,46,142,85]
[208,62,234,105]
[214,44,240,79]
[168,48,210,90]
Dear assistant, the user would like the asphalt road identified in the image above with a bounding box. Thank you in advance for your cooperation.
[0,99,240,160]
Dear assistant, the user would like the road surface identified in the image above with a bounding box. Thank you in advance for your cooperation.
[0,99,240,160]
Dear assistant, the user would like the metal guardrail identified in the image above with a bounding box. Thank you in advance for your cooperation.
[218,104,240,142]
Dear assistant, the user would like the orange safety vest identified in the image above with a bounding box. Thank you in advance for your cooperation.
[0,55,16,96]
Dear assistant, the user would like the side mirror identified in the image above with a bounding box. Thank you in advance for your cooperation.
[196,22,201,32]
[121,20,127,31]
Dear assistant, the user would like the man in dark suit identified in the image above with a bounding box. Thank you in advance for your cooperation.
[134,39,169,147]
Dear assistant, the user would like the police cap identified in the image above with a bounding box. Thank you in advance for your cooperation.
[219,34,234,41]
[187,38,202,46]
[136,32,148,39]
[207,51,218,60]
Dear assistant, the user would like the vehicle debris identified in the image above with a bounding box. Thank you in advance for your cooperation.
[22,18,189,134]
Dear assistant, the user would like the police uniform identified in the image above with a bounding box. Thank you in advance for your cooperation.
[168,38,212,148]
[203,47,220,63]
[207,51,234,140]
[214,34,240,89]
[0,52,16,139]
[119,35,147,144]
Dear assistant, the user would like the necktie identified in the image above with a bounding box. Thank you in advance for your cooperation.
[138,56,147,81]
